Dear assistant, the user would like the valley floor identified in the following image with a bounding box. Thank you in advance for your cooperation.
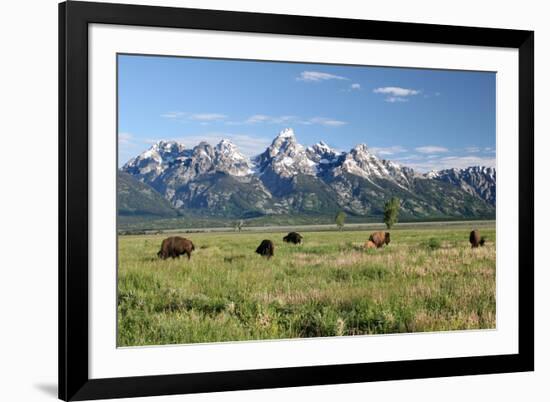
[117,222,496,346]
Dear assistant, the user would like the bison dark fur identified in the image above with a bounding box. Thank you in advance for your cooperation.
[157,236,195,260]
[469,230,486,248]
[256,239,275,258]
[368,231,391,248]
[283,232,303,245]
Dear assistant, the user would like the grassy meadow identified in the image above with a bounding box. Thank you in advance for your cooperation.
[117,222,496,346]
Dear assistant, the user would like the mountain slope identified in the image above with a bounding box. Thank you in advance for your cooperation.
[427,166,496,205]
[172,173,274,217]
[117,171,179,217]
[120,128,496,221]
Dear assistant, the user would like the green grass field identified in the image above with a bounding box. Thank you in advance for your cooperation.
[117,222,496,346]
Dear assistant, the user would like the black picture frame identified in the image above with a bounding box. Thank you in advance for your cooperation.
[59,1,534,400]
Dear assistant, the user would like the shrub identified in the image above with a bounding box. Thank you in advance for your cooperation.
[424,237,441,250]
[335,211,346,231]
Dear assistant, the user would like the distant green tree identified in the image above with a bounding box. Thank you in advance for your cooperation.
[234,220,244,232]
[384,197,400,229]
[335,211,346,231]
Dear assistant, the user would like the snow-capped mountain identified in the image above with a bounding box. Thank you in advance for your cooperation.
[120,128,496,220]
[306,141,341,164]
[123,140,187,183]
[214,139,253,176]
[254,128,318,178]
[427,166,496,205]
[331,144,415,189]
[124,139,252,185]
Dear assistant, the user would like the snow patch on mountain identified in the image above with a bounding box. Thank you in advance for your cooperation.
[254,128,318,178]
[123,140,187,182]
[426,166,496,205]
[121,128,496,215]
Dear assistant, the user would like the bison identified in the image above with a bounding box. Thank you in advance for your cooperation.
[256,239,275,258]
[364,240,377,249]
[283,232,303,245]
[157,236,195,260]
[469,230,486,248]
[368,231,391,248]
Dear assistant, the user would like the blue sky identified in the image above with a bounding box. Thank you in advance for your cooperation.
[118,54,496,172]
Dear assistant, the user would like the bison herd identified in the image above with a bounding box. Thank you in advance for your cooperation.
[156,229,486,262]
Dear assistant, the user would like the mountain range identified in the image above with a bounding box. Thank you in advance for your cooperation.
[119,128,496,222]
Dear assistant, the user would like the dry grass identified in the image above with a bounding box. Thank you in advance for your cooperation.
[117,223,496,346]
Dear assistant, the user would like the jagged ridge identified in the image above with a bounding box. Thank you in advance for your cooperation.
[120,128,496,220]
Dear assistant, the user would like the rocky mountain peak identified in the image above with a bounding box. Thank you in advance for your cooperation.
[338,143,387,179]
[426,165,496,205]
[123,140,186,181]
[254,128,317,178]
[121,129,496,218]
[216,138,237,152]
[267,128,301,157]
[306,141,342,171]
[213,139,252,176]
[153,140,184,152]
[277,127,296,139]
[307,141,336,156]
[193,141,214,155]
[351,143,370,154]
[425,169,439,179]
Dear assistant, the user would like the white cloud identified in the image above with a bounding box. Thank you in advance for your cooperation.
[160,111,186,119]
[463,146,496,154]
[415,146,449,154]
[161,112,347,127]
[245,114,271,124]
[439,155,496,168]
[350,83,361,90]
[238,114,346,127]
[118,132,134,146]
[173,133,272,156]
[163,111,347,128]
[370,145,408,156]
[297,71,348,82]
[393,154,422,161]
[189,113,227,121]
[245,115,297,125]
[394,154,495,172]
[373,87,421,96]
[373,86,421,103]
[161,112,227,122]
[306,117,347,127]
[118,132,143,167]
[275,116,297,123]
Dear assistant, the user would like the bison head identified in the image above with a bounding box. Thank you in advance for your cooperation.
[384,232,391,245]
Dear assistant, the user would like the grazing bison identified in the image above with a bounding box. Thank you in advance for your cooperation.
[364,240,377,249]
[469,230,486,248]
[368,231,391,248]
[283,232,303,245]
[256,239,275,258]
[157,236,195,260]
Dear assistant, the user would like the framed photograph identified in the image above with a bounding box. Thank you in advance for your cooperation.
[59,1,534,400]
